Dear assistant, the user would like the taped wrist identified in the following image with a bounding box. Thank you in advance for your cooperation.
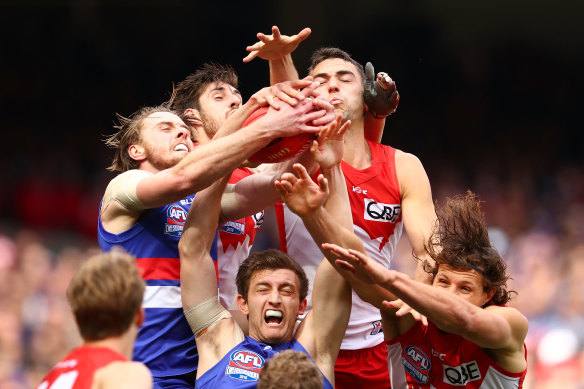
[184,297,232,337]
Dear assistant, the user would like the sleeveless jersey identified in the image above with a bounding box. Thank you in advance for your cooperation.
[276,141,402,350]
[217,167,264,309]
[37,346,126,389]
[387,321,527,388]
[195,336,333,389]
[98,192,217,377]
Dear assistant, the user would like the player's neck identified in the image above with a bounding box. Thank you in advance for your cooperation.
[83,330,135,360]
[342,124,371,169]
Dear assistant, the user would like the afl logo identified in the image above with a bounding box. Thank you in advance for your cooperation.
[230,350,265,370]
[405,346,431,371]
[165,205,187,237]
[225,350,265,381]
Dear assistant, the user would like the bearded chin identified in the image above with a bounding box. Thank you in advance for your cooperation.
[147,152,181,171]
[199,112,221,138]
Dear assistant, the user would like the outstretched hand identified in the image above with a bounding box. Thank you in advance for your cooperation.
[363,62,399,118]
[243,26,311,63]
[251,78,313,110]
[382,299,428,326]
[323,243,392,285]
[275,163,328,217]
[310,114,349,170]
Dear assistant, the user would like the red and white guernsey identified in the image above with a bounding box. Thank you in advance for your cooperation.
[276,140,402,349]
[386,321,527,388]
[37,346,126,389]
[217,167,264,309]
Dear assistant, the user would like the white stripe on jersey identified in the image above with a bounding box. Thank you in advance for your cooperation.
[143,285,182,308]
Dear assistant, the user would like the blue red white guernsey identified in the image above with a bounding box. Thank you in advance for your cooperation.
[98,194,218,377]
[275,140,402,350]
[217,167,264,310]
[386,321,527,388]
[195,337,333,389]
[37,346,126,389]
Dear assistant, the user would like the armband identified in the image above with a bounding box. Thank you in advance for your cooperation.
[184,297,232,337]
[106,169,152,211]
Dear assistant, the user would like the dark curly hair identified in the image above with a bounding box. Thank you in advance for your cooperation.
[423,191,516,306]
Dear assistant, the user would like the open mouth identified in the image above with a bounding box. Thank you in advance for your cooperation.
[264,310,283,326]
[173,143,189,152]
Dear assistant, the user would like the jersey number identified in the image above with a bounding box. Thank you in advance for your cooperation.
[38,371,79,389]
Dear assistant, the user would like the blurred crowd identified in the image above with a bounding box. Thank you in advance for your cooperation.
[0,160,582,389]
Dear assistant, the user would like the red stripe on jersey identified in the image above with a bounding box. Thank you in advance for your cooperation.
[274,202,288,253]
[136,257,180,280]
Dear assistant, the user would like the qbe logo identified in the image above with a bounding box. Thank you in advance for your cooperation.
[364,199,401,223]
[225,350,265,381]
[442,361,481,386]
[165,205,187,237]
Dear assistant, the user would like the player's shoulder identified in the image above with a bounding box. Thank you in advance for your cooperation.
[394,149,427,178]
[110,169,153,184]
[94,361,152,389]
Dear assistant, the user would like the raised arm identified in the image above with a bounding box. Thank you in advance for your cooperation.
[395,151,437,283]
[274,117,358,384]
[243,26,311,85]
[178,174,245,377]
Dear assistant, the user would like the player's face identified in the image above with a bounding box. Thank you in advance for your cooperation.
[239,269,307,345]
[138,111,194,171]
[197,82,242,137]
[311,58,365,122]
[432,265,493,307]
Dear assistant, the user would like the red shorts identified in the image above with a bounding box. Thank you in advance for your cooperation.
[334,341,391,388]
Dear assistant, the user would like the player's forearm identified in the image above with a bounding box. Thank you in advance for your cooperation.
[171,124,274,193]
[220,172,280,223]
[379,271,489,335]
[179,177,229,308]
[320,164,353,230]
[269,54,299,85]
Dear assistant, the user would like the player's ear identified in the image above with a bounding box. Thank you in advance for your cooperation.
[128,144,146,162]
[483,289,496,306]
[236,294,249,316]
[297,299,307,316]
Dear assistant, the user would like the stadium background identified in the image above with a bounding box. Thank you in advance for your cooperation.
[0,1,582,387]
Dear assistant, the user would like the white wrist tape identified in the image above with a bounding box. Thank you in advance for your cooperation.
[184,297,232,337]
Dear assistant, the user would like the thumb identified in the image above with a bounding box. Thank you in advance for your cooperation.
[365,62,375,83]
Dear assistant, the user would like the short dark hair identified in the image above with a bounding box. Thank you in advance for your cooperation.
[308,47,366,85]
[423,191,516,306]
[68,249,145,340]
[169,62,239,114]
[105,105,174,172]
[236,249,309,302]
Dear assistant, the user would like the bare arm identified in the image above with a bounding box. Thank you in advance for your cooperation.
[395,150,436,283]
[178,175,244,376]
[336,250,528,371]
[275,118,356,383]
[243,26,311,85]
